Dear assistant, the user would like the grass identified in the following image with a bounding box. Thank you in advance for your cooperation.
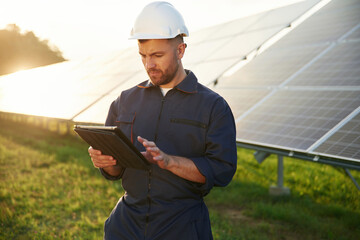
[0,118,359,239]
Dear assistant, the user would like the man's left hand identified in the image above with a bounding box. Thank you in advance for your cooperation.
[137,136,171,169]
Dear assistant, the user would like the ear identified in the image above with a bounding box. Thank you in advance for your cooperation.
[177,43,186,59]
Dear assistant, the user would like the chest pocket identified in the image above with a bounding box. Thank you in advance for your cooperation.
[170,118,207,129]
[169,116,208,156]
[116,113,136,143]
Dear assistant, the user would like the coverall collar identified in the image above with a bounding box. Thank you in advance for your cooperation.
[137,69,198,94]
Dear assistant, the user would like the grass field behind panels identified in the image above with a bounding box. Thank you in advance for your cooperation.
[0,118,359,240]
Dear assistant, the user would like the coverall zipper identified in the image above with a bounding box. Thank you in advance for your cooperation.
[144,168,152,238]
[145,94,166,238]
[154,96,166,142]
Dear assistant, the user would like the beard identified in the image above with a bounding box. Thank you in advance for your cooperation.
[147,56,179,86]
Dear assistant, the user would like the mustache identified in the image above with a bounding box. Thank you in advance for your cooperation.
[147,69,162,74]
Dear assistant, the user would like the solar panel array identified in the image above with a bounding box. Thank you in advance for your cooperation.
[1,0,358,165]
[0,0,319,124]
[74,0,320,124]
[214,0,360,163]
[183,0,320,85]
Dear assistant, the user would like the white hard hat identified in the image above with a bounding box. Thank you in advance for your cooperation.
[129,1,189,40]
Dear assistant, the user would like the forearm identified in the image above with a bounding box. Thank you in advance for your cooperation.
[166,155,206,183]
[137,136,205,183]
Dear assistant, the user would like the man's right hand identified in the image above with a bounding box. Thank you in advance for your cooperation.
[88,146,117,168]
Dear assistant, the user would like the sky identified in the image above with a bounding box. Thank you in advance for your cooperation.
[0,0,304,60]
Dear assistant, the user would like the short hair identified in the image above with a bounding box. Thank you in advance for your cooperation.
[174,34,184,43]
[138,34,184,44]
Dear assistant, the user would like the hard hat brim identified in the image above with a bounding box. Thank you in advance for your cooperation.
[129,32,188,40]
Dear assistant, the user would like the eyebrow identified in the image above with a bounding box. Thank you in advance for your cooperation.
[139,51,166,56]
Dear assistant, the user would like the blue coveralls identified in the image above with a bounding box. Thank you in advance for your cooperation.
[101,70,237,239]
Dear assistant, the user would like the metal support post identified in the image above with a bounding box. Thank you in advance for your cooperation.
[345,168,360,191]
[269,155,290,196]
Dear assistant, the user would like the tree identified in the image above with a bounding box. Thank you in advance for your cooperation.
[0,24,66,76]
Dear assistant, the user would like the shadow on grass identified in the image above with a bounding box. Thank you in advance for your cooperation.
[206,179,360,240]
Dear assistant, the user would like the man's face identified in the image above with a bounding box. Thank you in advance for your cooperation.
[138,39,180,86]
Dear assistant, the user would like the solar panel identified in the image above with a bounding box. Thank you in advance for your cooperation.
[0,49,141,119]
[344,24,360,40]
[247,0,321,31]
[213,89,271,119]
[313,111,360,160]
[236,90,360,151]
[73,72,147,123]
[210,14,264,38]
[183,24,220,45]
[183,0,321,85]
[183,38,230,64]
[272,0,360,48]
[206,26,284,62]
[288,41,360,86]
[185,59,238,86]
[217,44,328,87]
[212,0,360,165]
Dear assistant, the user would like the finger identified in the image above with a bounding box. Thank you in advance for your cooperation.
[89,149,112,160]
[88,146,102,155]
[93,154,114,161]
[147,147,160,155]
[138,136,157,147]
[91,156,116,168]
[137,136,147,144]
[90,154,114,166]
[141,151,157,164]
[146,146,159,152]
[153,155,163,161]
[143,140,156,148]
[93,161,117,168]
[93,160,116,168]
[138,136,154,144]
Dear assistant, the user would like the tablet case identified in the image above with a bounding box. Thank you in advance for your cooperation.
[74,125,150,170]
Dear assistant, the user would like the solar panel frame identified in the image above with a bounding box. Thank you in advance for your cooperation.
[236,90,360,151]
[313,111,360,160]
[344,24,360,41]
[212,88,272,119]
[217,43,329,87]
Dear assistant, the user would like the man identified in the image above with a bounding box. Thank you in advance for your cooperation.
[88,2,237,239]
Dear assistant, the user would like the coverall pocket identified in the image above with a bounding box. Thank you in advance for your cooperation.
[170,118,207,129]
[169,116,207,154]
[115,113,136,143]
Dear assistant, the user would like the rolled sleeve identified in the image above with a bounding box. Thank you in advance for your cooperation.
[190,98,237,194]
[191,156,214,194]
[99,168,123,181]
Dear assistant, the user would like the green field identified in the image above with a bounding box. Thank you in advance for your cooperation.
[1,118,359,240]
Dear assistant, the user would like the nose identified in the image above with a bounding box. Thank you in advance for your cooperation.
[145,57,156,70]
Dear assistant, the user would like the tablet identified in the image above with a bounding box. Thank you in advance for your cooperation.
[74,125,150,170]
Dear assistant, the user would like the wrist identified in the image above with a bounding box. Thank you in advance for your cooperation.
[103,165,122,177]
[99,166,124,181]
[165,155,178,170]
